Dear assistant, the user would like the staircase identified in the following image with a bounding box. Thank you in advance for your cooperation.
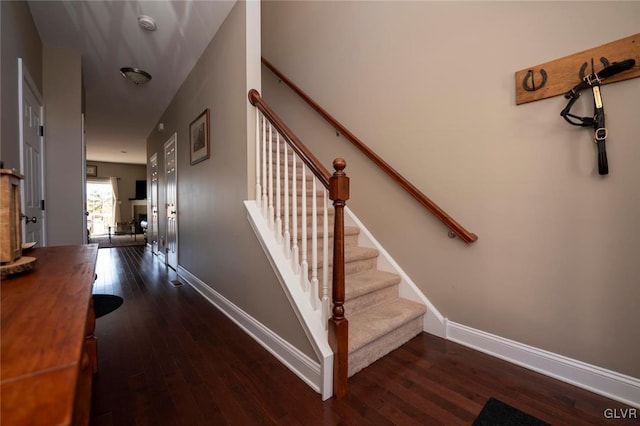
[273,139,426,376]
[248,90,428,398]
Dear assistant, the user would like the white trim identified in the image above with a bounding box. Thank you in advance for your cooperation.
[163,133,178,270]
[177,264,326,397]
[82,114,87,243]
[149,152,159,255]
[244,200,334,400]
[344,207,447,337]
[446,321,640,409]
[18,58,46,246]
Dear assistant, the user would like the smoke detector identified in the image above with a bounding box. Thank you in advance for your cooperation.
[138,15,157,31]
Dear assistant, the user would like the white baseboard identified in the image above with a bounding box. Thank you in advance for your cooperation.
[446,321,640,409]
[343,207,638,408]
[176,265,324,397]
[172,206,638,408]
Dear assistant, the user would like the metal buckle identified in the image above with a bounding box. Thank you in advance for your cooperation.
[584,73,601,86]
[594,127,608,142]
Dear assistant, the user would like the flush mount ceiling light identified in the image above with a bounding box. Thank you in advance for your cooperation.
[120,67,152,85]
[137,15,157,31]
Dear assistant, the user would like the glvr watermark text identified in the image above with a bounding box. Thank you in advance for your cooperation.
[603,408,637,419]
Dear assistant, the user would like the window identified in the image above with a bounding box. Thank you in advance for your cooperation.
[86,179,114,236]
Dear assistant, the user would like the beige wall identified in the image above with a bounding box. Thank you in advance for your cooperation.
[262,1,640,377]
[87,161,147,223]
[0,1,42,169]
[44,46,83,246]
[147,2,316,359]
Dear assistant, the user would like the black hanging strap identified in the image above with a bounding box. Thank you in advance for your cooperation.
[560,59,635,175]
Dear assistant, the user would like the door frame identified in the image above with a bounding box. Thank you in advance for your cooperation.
[82,113,87,243]
[163,133,178,270]
[149,152,159,255]
[18,58,46,246]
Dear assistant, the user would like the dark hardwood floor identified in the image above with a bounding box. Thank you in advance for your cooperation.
[91,246,637,425]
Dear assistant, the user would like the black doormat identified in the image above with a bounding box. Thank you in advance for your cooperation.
[473,398,550,426]
[93,294,124,318]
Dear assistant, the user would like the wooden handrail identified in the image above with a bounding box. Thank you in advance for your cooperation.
[262,57,478,244]
[249,89,331,188]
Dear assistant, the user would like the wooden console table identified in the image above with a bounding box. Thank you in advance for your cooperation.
[1,244,99,425]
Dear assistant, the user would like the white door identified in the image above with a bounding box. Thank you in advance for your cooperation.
[150,152,159,254]
[19,59,46,246]
[164,135,178,270]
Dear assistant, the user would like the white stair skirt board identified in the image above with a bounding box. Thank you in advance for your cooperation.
[178,264,330,400]
[244,200,334,400]
[446,321,640,409]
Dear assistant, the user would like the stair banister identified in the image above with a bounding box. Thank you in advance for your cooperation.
[261,58,478,244]
[328,158,349,398]
[248,89,350,397]
[249,89,331,186]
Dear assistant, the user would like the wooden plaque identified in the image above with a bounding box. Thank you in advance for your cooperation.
[515,33,640,105]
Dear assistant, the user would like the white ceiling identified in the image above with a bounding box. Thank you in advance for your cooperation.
[28,0,236,165]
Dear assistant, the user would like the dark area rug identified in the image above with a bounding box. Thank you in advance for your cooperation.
[93,294,124,318]
[473,398,550,426]
[89,234,145,249]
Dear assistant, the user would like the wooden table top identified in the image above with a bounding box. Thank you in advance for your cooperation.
[1,244,99,425]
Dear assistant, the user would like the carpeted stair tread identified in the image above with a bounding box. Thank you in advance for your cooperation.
[348,298,426,353]
[316,245,378,268]
[345,270,400,301]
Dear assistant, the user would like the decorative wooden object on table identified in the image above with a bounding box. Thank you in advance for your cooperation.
[0,169,37,275]
[515,33,640,105]
[1,244,99,425]
[1,169,24,263]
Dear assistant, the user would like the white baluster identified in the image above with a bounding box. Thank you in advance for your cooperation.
[322,188,329,327]
[300,164,309,291]
[310,177,319,310]
[283,142,291,257]
[261,116,268,217]
[275,133,282,242]
[255,110,261,208]
[268,123,274,229]
[291,155,299,272]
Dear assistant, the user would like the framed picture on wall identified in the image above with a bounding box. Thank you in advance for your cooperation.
[190,108,210,165]
[86,165,97,177]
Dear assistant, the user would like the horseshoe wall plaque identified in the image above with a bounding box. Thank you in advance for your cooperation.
[522,69,547,91]
[515,33,640,105]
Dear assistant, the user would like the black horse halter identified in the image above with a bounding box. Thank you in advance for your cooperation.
[560,58,635,175]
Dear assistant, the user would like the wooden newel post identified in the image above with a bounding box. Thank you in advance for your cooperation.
[328,158,349,398]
